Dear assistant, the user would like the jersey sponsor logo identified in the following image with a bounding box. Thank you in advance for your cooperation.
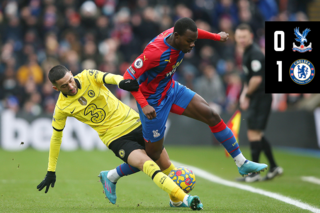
[78,96,87,106]
[129,66,135,74]
[251,60,262,72]
[119,149,125,158]
[290,59,315,85]
[88,90,95,98]
[293,27,312,53]
[166,59,183,77]
[70,107,76,114]
[153,130,160,138]
[84,103,106,123]
[134,58,143,69]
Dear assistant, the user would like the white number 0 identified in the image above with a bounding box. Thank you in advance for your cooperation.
[274,31,285,51]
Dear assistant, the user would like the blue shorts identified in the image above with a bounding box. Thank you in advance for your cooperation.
[137,81,196,142]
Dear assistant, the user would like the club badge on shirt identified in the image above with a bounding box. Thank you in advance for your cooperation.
[78,96,87,106]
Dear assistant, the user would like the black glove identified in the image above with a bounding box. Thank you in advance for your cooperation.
[37,171,56,193]
[119,79,139,91]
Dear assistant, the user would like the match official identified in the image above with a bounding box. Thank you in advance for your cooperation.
[235,24,283,182]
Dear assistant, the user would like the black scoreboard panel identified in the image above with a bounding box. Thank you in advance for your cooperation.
[265,21,320,93]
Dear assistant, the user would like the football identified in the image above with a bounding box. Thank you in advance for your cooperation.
[168,166,196,193]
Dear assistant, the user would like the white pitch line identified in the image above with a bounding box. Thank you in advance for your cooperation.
[302,176,320,185]
[171,160,320,213]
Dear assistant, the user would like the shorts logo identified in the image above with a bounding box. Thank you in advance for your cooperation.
[293,27,312,53]
[119,149,125,158]
[129,66,136,74]
[153,130,160,138]
[290,59,315,85]
[88,90,95,98]
[134,58,143,69]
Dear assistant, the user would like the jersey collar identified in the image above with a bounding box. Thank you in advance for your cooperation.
[164,33,179,51]
[62,78,82,98]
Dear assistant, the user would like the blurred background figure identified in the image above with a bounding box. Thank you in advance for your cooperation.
[0,0,315,114]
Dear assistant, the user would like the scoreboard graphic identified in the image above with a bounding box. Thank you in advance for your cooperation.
[265,22,319,93]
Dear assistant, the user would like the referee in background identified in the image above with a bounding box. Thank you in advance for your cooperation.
[235,24,283,182]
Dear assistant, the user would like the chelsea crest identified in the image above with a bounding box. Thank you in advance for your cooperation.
[290,59,315,85]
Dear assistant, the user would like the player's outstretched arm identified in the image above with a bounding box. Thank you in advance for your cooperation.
[197,28,229,42]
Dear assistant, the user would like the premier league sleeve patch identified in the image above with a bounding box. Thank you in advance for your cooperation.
[290,59,315,85]
[134,58,143,69]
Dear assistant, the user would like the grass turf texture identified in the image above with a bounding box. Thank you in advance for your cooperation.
[0,146,319,212]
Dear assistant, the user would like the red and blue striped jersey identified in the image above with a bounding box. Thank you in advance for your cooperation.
[124,27,221,108]
[125,28,184,106]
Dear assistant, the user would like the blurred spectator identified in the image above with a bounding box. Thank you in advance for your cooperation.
[0,0,315,114]
[17,54,43,86]
[194,65,225,113]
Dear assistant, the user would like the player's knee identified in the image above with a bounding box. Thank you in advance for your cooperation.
[207,108,221,126]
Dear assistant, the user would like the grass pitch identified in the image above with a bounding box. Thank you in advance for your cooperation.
[0,146,319,212]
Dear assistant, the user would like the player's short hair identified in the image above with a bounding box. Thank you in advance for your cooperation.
[48,65,69,84]
[174,17,197,36]
[236,23,253,33]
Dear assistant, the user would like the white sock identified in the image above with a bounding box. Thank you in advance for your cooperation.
[183,195,189,206]
[234,153,247,167]
[107,169,120,183]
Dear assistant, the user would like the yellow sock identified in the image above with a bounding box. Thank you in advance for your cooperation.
[143,160,187,201]
[162,162,175,175]
[162,163,181,203]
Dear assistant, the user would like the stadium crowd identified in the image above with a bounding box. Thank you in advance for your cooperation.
[0,0,316,116]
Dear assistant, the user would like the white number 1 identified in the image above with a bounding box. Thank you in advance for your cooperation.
[277,61,282,82]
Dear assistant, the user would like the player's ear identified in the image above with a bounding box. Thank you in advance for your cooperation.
[52,85,59,91]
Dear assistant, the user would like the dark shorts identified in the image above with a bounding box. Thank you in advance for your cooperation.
[108,125,145,163]
[247,93,272,130]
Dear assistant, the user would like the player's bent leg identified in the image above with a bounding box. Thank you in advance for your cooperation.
[145,138,164,162]
[127,150,203,210]
[183,94,267,175]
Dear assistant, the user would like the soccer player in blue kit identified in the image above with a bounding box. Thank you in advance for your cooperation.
[102,17,268,207]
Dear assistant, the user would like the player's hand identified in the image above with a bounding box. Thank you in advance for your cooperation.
[240,96,250,111]
[142,105,157,120]
[119,79,139,91]
[218,32,229,42]
[37,171,56,193]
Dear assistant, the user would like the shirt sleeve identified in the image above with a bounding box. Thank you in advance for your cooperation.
[123,46,161,108]
[48,107,67,171]
[197,28,221,41]
[47,129,63,172]
[250,51,264,76]
[85,69,123,86]
[125,45,160,80]
[52,106,67,131]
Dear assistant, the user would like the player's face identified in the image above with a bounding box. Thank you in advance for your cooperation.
[53,71,78,96]
[235,29,253,48]
[177,29,198,53]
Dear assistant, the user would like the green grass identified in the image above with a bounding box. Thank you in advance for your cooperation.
[0,146,320,213]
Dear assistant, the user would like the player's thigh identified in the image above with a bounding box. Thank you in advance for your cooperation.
[108,127,145,165]
[170,81,196,115]
[144,137,164,161]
